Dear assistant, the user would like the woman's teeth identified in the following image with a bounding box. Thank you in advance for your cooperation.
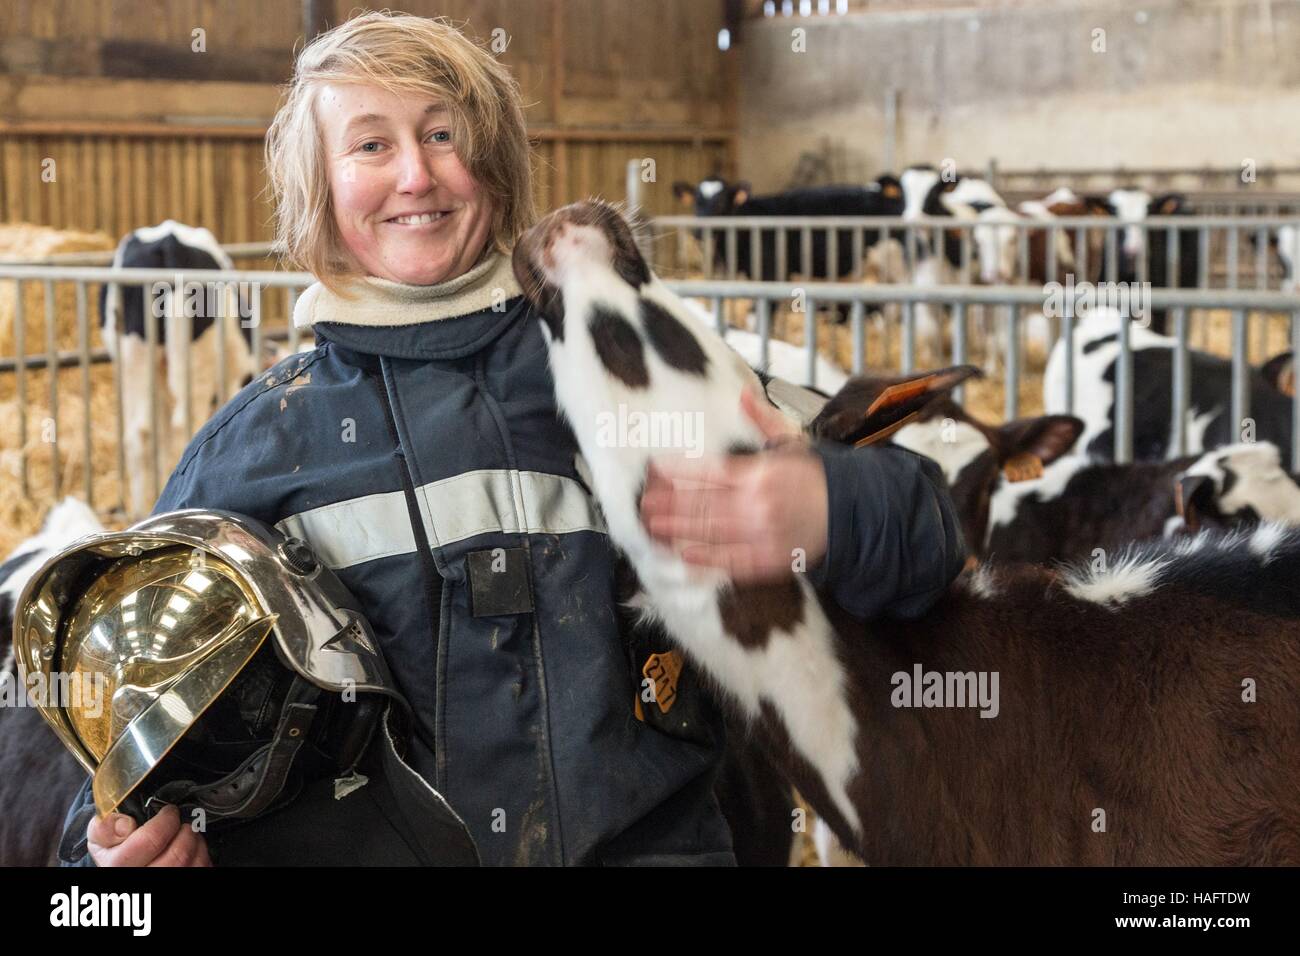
[392,212,448,225]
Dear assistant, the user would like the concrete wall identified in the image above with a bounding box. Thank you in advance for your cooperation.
[736,0,1300,191]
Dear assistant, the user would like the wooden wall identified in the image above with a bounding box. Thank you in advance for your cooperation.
[0,1,735,248]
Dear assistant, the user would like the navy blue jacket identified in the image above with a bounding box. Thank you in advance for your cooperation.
[59,291,964,866]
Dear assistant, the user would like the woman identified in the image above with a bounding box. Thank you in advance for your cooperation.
[65,11,964,867]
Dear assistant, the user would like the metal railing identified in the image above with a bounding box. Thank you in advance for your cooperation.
[649,214,1300,292]
[0,266,313,517]
[4,266,1299,521]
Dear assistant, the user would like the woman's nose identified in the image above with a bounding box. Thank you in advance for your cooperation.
[395,144,436,194]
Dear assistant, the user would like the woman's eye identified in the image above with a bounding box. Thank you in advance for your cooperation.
[428,130,451,144]
[358,141,384,154]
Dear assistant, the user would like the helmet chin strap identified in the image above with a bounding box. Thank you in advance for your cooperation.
[145,687,320,825]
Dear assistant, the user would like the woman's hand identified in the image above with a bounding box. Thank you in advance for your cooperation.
[639,387,829,583]
[87,805,213,867]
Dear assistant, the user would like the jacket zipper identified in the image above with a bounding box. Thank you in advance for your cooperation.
[369,360,447,787]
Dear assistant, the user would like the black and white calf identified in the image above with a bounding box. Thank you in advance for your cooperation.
[1,498,102,867]
[1096,190,1200,334]
[900,165,1008,360]
[514,200,1300,865]
[889,395,1300,563]
[1045,307,1295,463]
[101,220,256,516]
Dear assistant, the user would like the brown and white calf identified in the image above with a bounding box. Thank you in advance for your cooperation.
[514,200,1300,865]
[885,393,1300,563]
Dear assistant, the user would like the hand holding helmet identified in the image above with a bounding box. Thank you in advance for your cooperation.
[87,806,211,867]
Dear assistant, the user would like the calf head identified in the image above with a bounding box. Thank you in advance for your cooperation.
[882,399,1084,551]
[1261,351,1295,398]
[671,177,750,217]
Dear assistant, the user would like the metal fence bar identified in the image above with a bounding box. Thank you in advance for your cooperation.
[1004,303,1020,421]
[901,301,915,374]
[44,280,60,499]
[14,280,28,496]
[145,291,160,508]
[1294,310,1300,472]
[1231,308,1249,439]
[850,300,865,374]
[952,301,968,404]
[1062,293,1075,417]
[801,226,812,279]
[757,298,772,370]
[805,295,817,387]
[1115,306,1133,464]
[76,281,92,507]
[1171,308,1190,457]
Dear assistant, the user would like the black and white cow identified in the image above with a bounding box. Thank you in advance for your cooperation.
[1,498,103,867]
[101,220,256,516]
[889,396,1300,563]
[670,175,905,287]
[1045,307,1294,464]
[1095,189,1200,335]
[512,199,1300,865]
[899,165,1008,360]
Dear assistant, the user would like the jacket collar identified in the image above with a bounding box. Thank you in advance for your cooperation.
[295,252,531,361]
[293,252,521,330]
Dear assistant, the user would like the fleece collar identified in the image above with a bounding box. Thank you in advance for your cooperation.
[292,251,522,329]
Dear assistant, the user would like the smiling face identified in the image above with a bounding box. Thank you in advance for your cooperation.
[318,82,496,285]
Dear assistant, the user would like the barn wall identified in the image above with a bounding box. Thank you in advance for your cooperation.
[737,0,1300,190]
[0,1,735,248]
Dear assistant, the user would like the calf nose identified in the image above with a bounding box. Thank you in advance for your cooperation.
[549,221,613,269]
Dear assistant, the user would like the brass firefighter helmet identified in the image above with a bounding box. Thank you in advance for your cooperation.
[14,509,405,821]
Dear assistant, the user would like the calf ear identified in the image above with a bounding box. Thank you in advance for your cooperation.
[672,181,695,205]
[1083,196,1113,216]
[1261,351,1295,397]
[732,182,751,207]
[880,179,902,200]
[1151,193,1184,215]
[995,415,1084,481]
[1176,473,1216,534]
[810,365,981,446]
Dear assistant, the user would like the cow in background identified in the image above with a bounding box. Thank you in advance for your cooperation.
[100,220,256,516]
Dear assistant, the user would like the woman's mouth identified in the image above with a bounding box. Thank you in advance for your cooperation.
[387,211,453,226]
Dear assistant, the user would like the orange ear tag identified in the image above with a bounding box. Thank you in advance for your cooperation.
[1003,452,1044,483]
[852,376,943,448]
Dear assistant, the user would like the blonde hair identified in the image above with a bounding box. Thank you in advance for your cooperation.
[265,11,535,289]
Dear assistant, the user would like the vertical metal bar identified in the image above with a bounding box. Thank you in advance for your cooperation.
[1171,308,1190,457]
[1136,223,1149,286]
[1293,310,1300,473]
[1197,227,1210,288]
[1166,225,1178,287]
[1062,294,1075,416]
[851,227,864,281]
[952,301,967,405]
[801,226,813,279]
[1045,224,1058,283]
[712,297,725,336]
[757,298,771,371]
[805,295,817,388]
[828,228,839,281]
[183,304,193,441]
[1226,226,1239,290]
[76,281,92,507]
[960,226,972,282]
[14,280,28,497]
[1003,303,1020,421]
[905,226,918,283]
[1255,226,1269,291]
[750,226,760,280]
[775,228,788,282]
[1231,308,1249,440]
[44,280,60,500]
[112,300,126,514]
[1104,225,1118,283]
[901,300,915,374]
[702,228,714,280]
[725,226,738,279]
[1075,226,1087,282]
[146,284,160,507]
[1016,222,1029,285]
[1115,304,1133,464]
[249,281,262,383]
[850,300,865,374]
